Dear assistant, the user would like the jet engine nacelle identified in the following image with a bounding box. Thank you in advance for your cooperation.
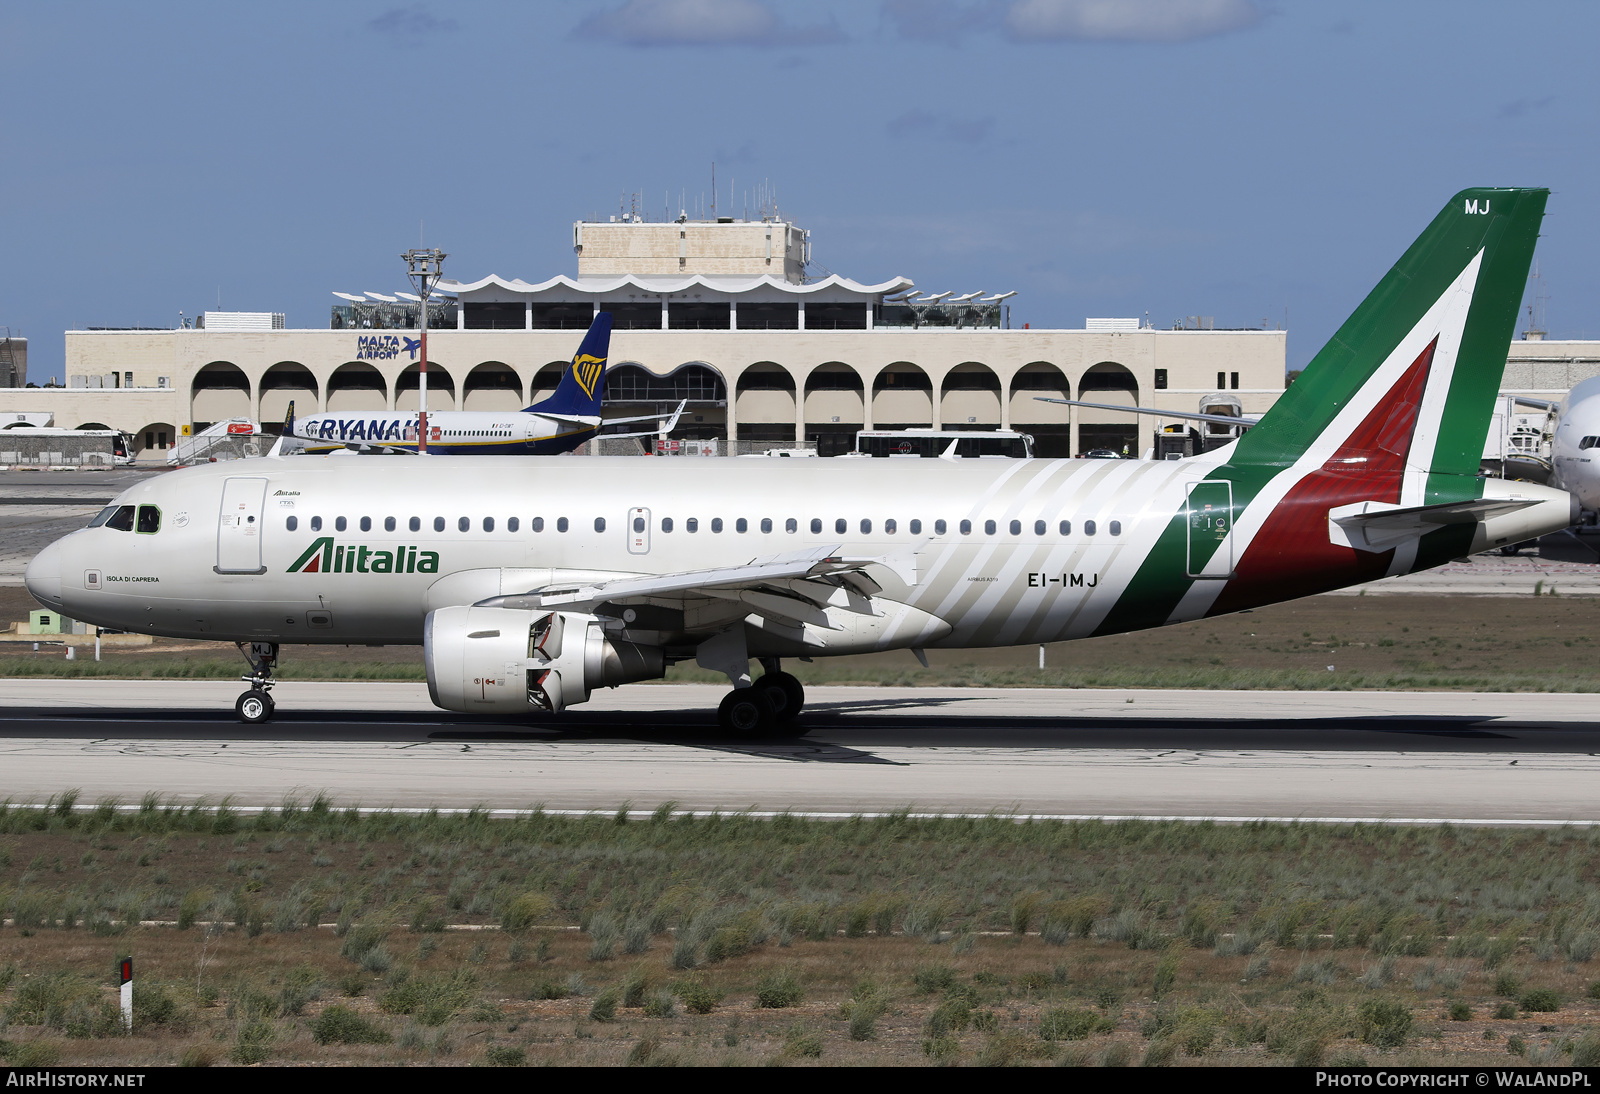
[424,606,664,714]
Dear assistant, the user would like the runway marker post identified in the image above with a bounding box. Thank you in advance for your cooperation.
[118,956,132,1032]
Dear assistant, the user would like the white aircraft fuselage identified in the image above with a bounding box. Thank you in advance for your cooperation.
[28,450,1569,653]
[1550,375,1600,517]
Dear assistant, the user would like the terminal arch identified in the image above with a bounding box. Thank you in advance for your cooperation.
[938,362,1001,428]
[1009,362,1071,456]
[803,362,864,456]
[734,362,797,444]
[326,362,389,412]
[605,362,727,439]
[259,362,318,424]
[190,362,251,429]
[529,361,568,404]
[871,362,933,429]
[395,362,456,412]
[463,362,523,411]
[75,422,112,431]
[1076,361,1139,456]
[133,422,176,460]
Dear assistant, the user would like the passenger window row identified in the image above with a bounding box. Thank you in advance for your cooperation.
[281,514,1124,538]
[650,516,1122,537]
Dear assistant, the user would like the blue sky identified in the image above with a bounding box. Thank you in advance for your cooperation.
[3,0,1596,382]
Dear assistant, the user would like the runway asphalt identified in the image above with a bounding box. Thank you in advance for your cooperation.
[1,680,1596,824]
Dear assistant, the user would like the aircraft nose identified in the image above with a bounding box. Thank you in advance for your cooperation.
[25,539,64,609]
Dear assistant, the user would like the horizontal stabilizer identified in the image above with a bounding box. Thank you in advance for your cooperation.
[1328,497,1539,552]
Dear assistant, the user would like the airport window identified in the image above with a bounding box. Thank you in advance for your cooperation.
[910,519,922,534]
[434,517,445,532]
[1034,520,1046,535]
[1217,372,1226,389]
[934,519,946,535]
[1230,372,1239,390]
[835,518,847,534]
[311,516,323,532]
[89,506,117,528]
[360,517,371,532]
[1154,369,1168,390]
[810,518,822,534]
[736,518,748,533]
[687,517,699,533]
[533,517,545,532]
[336,517,347,532]
[409,517,420,532]
[1110,520,1122,536]
[885,519,897,534]
[483,517,494,532]
[1009,520,1021,536]
[384,517,395,532]
[760,518,773,533]
[959,519,971,535]
[557,517,569,532]
[106,505,135,532]
[634,516,647,533]
[508,517,519,532]
[860,519,871,534]
[785,518,797,533]
[711,518,723,533]
[286,516,298,532]
[458,517,470,532]
[1085,520,1097,535]
[1060,520,1071,535]
[137,506,161,534]
[661,517,674,533]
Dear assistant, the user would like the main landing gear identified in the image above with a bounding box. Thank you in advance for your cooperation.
[715,659,806,736]
[235,641,279,724]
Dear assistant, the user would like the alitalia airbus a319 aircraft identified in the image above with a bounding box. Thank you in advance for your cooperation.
[26,189,1575,733]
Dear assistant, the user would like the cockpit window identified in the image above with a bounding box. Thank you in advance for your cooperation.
[136,505,161,534]
[1581,436,1599,451]
[88,505,118,528]
[105,505,135,532]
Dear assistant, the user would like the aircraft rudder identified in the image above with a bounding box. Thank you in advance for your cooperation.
[1234,188,1547,472]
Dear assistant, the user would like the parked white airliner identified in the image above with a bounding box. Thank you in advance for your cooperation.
[25,190,1577,733]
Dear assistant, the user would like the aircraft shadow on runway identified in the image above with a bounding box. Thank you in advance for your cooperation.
[2,703,1597,762]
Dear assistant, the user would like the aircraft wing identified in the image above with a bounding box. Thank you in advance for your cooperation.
[595,399,689,436]
[478,543,919,634]
[1034,396,1259,429]
[1328,497,1540,551]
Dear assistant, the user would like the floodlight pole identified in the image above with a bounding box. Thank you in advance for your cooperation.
[403,248,447,454]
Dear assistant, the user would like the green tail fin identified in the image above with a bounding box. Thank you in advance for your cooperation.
[1235,187,1546,480]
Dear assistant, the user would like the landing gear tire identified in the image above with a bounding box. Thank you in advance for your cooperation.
[718,687,775,735]
[755,672,805,725]
[236,689,274,724]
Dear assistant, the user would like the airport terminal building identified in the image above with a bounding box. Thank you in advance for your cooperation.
[3,215,1292,459]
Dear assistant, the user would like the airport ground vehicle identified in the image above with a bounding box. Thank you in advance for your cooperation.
[25,190,1576,732]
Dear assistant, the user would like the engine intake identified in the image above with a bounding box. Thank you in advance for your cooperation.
[424,606,664,714]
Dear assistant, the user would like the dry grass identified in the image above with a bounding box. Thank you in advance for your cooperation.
[0,801,1599,1065]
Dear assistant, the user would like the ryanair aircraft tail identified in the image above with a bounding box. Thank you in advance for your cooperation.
[527,312,613,417]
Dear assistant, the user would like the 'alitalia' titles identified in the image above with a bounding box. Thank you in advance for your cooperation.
[287,537,439,575]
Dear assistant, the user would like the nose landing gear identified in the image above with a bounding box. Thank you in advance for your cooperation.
[234,641,279,724]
